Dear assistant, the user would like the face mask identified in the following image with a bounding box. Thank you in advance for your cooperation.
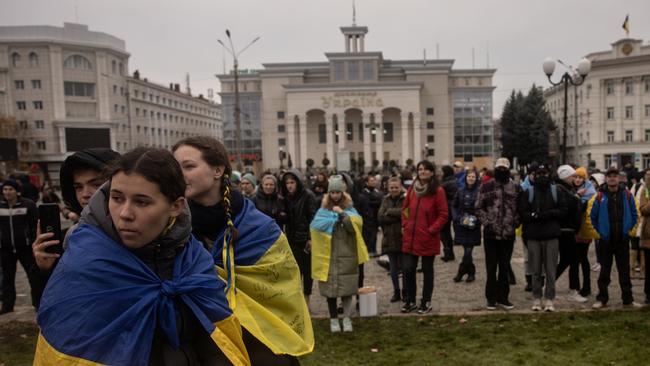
[536,175,550,187]
[495,169,510,183]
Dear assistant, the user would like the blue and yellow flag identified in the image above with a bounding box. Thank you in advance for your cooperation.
[622,14,630,36]
[35,224,249,366]
[309,206,369,282]
[212,199,314,356]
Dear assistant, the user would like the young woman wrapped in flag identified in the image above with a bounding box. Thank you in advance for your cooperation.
[35,148,249,366]
[173,137,313,365]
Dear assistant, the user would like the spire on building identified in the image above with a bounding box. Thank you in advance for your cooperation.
[352,0,356,26]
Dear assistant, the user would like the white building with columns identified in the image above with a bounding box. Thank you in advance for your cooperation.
[219,23,496,171]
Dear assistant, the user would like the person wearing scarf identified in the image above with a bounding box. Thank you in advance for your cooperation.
[34,148,249,366]
[310,175,368,333]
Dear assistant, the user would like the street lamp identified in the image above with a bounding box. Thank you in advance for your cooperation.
[543,57,591,165]
[218,30,260,172]
[423,143,429,160]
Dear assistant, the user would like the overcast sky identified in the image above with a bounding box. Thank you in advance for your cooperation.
[3,0,649,117]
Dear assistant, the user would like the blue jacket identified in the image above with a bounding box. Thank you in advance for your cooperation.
[588,188,638,242]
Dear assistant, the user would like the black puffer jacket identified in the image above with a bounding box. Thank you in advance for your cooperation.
[360,187,382,229]
[555,179,582,233]
[82,184,230,366]
[518,183,568,240]
[281,169,317,245]
[0,197,38,252]
[251,185,286,229]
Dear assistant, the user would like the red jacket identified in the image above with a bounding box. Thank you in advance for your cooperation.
[401,185,449,256]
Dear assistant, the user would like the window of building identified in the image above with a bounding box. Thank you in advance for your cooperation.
[645,129,650,142]
[604,154,613,168]
[346,123,353,141]
[11,52,20,67]
[277,125,285,133]
[645,79,650,93]
[625,106,633,119]
[18,120,28,129]
[37,141,46,150]
[607,107,614,120]
[33,101,43,110]
[120,87,124,96]
[64,82,95,97]
[16,101,26,110]
[15,80,24,89]
[426,108,434,116]
[31,80,41,89]
[363,61,374,80]
[111,60,117,74]
[625,130,633,142]
[134,90,139,98]
[135,108,140,116]
[383,122,394,142]
[427,122,434,129]
[348,61,359,80]
[278,138,286,146]
[20,141,29,151]
[114,104,119,113]
[113,85,118,95]
[121,105,126,114]
[29,52,38,67]
[277,111,285,119]
[334,61,345,81]
[428,149,435,156]
[625,80,634,95]
[644,154,650,169]
[607,131,614,143]
[64,55,92,70]
[136,125,141,133]
[358,123,364,142]
[427,135,435,143]
[645,105,650,117]
[318,124,326,143]
[35,120,44,129]
[119,62,124,75]
[606,81,614,95]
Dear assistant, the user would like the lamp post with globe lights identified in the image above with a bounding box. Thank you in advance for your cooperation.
[542,57,591,165]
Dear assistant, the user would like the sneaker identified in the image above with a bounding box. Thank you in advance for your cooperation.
[569,290,588,303]
[497,301,515,310]
[342,317,353,332]
[622,301,643,309]
[543,299,555,312]
[486,301,497,310]
[531,299,542,311]
[330,318,341,333]
[592,301,606,309]
[591,263,601,272]
[401,302,417,313]
[417,301,433,314]
[390,292,401,303]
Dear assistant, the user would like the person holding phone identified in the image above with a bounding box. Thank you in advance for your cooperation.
[32,148,119,273]
[35,148,249,365]
[0,180,40,314]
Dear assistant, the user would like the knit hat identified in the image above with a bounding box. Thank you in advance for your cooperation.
[241,173,257,187]
[231,171,241,184]
[1,180,20,192]
[557,165,576,180]
[328,175,347,192]
[495,158,510,169]
[591,173,605,187]
[575,167,588,179]
[261,173,277,186]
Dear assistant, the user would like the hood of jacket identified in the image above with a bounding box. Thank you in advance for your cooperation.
[281,169,306,197]
[79,182,193,262]
[60,148,120,214]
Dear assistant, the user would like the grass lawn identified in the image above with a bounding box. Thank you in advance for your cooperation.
[3,309,649,365]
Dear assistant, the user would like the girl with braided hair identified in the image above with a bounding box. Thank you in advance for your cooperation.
[173,137,313,365]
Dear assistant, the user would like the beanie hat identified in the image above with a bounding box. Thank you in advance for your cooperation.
[1,180,20,192]
[230,171,241,184]
[328,175,346,192]
[575,167,588,179]
[557,165,576,180]
[241,173,257,187]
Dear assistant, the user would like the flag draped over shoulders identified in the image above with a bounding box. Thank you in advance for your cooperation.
[35,224,249,366]
[310,206,368,282]
[212,199,314,356]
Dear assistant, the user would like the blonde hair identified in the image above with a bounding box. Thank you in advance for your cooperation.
[322,191,353,210]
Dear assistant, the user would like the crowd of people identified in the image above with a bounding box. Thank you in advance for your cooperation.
[0,145,648,362]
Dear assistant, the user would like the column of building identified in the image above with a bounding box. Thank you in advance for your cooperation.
[412,112,421,163]
[286,115,297,168]
[299,114,308,169]
[401,112,410,165]
[325,113,335,164]
[363,113,371,170]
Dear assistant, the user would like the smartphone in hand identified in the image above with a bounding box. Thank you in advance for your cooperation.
[39,203,62,254]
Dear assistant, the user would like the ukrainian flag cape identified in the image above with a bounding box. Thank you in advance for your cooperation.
[35,224,249,366]
[212,199,314,356]
[309,206,369,282]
